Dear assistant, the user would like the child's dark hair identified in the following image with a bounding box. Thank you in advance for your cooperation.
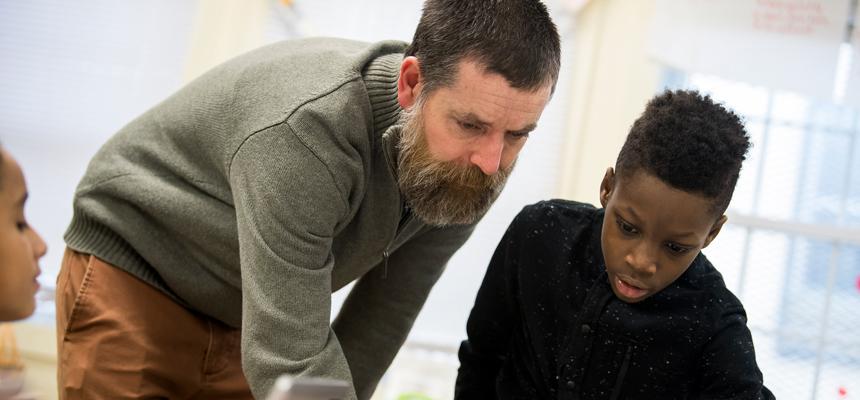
[615,90,750,215]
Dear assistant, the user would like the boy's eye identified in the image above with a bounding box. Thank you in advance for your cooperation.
[666,242,690,254]
[616,218,638,235]
[16,221,28,232]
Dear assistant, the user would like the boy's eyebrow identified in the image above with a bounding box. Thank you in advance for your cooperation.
[669,231,698,241]
[624,206,640,222]
[673,230,698,237]
[623,206,697,240]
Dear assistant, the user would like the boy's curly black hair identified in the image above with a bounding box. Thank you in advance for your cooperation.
[615,90,750,215]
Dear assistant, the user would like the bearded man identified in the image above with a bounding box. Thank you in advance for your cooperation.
[56,1,560,399]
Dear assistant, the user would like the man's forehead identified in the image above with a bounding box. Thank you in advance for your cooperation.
[434,69,550,125]
[449,61,551,104]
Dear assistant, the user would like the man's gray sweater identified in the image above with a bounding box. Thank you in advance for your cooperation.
[65,38,475,399]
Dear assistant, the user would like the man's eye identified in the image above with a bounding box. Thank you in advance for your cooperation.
[509,131,530,140]
[459,121,480,131]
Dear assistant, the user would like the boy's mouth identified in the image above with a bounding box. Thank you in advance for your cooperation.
[613,275,649,301]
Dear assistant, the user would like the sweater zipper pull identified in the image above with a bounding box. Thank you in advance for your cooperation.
[382,250,389,279]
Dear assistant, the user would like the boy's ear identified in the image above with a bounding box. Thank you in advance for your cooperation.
[702,215,728,249]
[599,167,615,208]
[397,56,423,110]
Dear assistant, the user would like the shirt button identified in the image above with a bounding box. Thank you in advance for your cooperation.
[566,380,576,389]
[581,324,592,334]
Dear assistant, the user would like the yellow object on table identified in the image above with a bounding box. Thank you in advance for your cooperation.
[0,323,28,399]
[0,324,24,369]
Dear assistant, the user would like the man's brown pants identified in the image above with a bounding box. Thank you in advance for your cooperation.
[56,248,254,399]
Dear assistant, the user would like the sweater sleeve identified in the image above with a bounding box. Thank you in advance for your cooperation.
[230,125,356,399]
[454,213,524,399]
[332,222,476,400]
[697,304,775,400]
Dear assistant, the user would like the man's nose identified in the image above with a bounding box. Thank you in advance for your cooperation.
[468,133,504,175]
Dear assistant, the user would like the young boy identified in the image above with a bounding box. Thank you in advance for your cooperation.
[0,144,47,322]
[455,90,775,399]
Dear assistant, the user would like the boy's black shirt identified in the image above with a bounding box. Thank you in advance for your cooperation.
[455,200,775,400]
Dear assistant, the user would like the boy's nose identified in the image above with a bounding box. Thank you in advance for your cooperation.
[625,247,657,277]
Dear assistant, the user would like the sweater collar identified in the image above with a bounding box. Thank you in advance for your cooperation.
[362,52,404,139]
[362,52,405,180]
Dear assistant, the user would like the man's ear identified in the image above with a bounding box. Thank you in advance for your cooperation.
[397,56,423,110]
[702,215,728,249]
[599,167,615,208]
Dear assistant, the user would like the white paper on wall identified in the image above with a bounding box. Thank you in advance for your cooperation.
[842,3,860,106]
[649,0,848,104]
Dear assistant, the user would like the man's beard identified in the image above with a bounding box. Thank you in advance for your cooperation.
[396,103,514,227]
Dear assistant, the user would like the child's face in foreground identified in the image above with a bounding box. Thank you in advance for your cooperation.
[0,148,46,321]
[599,168,726,303]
